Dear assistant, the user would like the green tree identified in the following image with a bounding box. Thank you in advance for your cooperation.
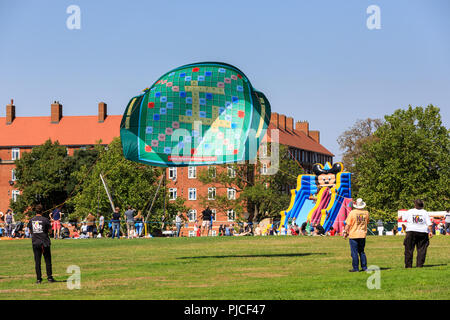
[68,137,186,234]
[355,105,450,216]
[11,140,72,217]
[337,118,382,192]
[198,144,301,223]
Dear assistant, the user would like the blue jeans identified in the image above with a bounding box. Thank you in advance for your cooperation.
[112,222,120,239]
[135,223,143,237]
[176,223,182,237]
[349,238,367,271]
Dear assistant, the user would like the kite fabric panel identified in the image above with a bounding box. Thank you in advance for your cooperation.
[120,62,271,167]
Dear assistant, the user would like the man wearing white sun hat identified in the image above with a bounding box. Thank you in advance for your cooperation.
[343,198,370,272]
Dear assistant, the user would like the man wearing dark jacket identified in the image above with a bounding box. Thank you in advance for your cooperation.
[28,204,56,284]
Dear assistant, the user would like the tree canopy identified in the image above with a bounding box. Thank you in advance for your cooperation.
[354,105,450,216]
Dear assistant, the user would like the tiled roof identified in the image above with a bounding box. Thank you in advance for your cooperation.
[0,115,122,147]
[263,123,334,156]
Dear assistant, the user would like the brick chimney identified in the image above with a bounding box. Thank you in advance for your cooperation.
[270,112,279,126]
[6,99,15,125]
[278,114,286,130]
[309,130,320,143]
[51,101,62,123]
[295,121,309,135]
[286,116,294,132]
[98,102,107,123]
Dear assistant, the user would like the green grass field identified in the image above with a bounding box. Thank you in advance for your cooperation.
[0,235,449,300]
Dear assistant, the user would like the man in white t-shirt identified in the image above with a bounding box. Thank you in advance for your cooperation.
[401,199,433,268]
[445,209,450,236]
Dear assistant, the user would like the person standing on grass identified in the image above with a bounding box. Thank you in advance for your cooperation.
[50,206,63,239]
[401,199,433,268]
[28,204,56,284]
[444,209,450,236]
[86,212,96,238]
[124,206,136,239]
[111,207,121,239]
[343,198,369,272]
[134,211,144,238]
[5,209,14,238]
[98,213,105,238]
[175,211,183,237]
[201,206,212,236]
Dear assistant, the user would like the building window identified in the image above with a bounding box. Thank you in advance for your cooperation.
[211,209,216,222]
[188,166,196,179]
[168,167,177,180]
[208,187,216,200]
[211,230,217,236]
[188,188,197,200]
[227,188,236,200]
[11,148,20,160]
[260,163,268,175]
[227,209,236,221]
[169,188,177,200]
[12,190,20,202]
[11,169,16,182]
[208,166,216,178]
[188,230,195,237]
[227,166,236,178]
[260,144,267,158]
[188,209,197,222]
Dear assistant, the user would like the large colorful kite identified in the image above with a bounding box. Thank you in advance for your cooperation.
[120,62,271,167]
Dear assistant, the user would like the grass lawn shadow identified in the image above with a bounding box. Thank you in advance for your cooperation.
[177,252,326,260]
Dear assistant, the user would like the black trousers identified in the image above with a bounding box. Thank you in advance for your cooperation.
[404,231,429,268]
[32,244,52,280]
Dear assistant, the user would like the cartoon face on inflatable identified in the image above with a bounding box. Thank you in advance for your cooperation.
[312,162,343,188]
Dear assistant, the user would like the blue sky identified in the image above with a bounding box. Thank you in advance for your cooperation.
[1,0,449,161]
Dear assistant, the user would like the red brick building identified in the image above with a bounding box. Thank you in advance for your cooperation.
[0,100,333,236]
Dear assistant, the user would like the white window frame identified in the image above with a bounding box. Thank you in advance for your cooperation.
[188,209,197,222]
[208,166,216,178]
[188,230,195,237]
[208,187,216,200]
[12,190,20,202]
[227,209,236,221]
[168,167,177,181]
[169,188,177,200]
[227,166,236,178]
[188,188,197,200]
[260,163,268,175]
[188,166,197,179]
[260,143,267,158]
[11,169,16,182]
[211,209,216,222]
[11,148,20,160]
[211,230,217,236]
[227,188,236,200]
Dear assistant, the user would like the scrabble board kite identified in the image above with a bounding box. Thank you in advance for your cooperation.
[120,62,271,167]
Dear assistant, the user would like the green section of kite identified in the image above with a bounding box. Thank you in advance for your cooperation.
[120,62,271,167]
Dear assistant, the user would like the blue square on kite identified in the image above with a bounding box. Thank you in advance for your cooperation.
[186,97,192,104]
[199,98,206,105]
[179,91,186,98]
[153,114,160,121]
[164,147,171,154]
[206,93,213,100]
[160,96,167,103]
[155,92,161,98]
[185,76,192,81]
[166,102,174,109]
[205,71,212,77]
[146,126,153,134]
[186,109,192,116]
[179,73,186,78]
